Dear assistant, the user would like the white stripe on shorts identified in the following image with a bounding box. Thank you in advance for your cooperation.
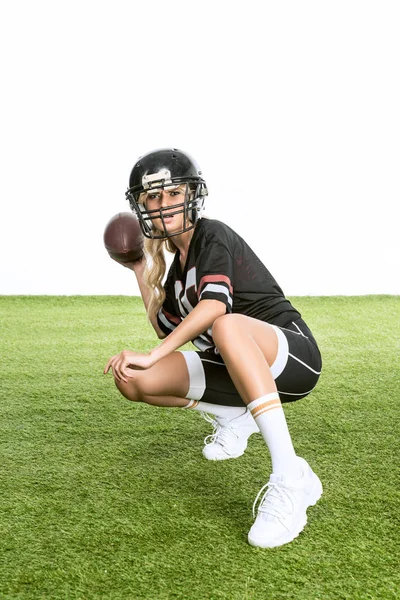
[291,321,307,337]
[270,325,289,379]
[288,352,322,375]
[180,351,206,400]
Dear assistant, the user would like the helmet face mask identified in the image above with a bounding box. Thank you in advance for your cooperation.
[125,149,207,239]
[135,182,205,239]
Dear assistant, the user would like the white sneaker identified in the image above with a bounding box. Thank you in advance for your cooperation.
[202,410,259,461]
[248,458,323,548]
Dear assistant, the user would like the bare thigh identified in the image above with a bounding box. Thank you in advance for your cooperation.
[213,313,278,365]
[115,351,190,403]
[212,313,279,403]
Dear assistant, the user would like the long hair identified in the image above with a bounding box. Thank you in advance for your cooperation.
[143,235,176,320]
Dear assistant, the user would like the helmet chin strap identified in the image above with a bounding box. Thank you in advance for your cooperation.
[197,199,205,219]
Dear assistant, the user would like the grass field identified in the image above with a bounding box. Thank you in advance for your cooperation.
[0,295,399,600]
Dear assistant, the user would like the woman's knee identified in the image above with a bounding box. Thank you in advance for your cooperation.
[212,313,241,342]
[212,313,278,364]
[114,377,144,402]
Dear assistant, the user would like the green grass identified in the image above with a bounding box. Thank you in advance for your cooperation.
[0,295,399,600]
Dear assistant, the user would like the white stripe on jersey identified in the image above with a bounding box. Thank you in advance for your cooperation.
[158,310,177,332]
[174,280,183,299]
[192,338,214,351]
[199,283,233,306]
[174,280,188,317]
[181,267,197,314]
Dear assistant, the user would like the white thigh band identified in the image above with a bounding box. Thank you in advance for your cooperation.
[181,327,288,399]
[269,325,289,379]
[180,351,206,400]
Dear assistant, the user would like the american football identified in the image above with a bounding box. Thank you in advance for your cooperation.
[103,212,144,263]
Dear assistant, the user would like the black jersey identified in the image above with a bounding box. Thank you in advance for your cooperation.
[157,218,302,352]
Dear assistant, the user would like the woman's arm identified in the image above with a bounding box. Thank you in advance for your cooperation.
[104,298,226,381]
[150,299,226,363]
[119,257,166,339]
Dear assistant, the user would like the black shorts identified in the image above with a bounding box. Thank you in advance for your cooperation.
[180,318,322,406]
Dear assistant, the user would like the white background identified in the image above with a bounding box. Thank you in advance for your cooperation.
[0,0,399,296]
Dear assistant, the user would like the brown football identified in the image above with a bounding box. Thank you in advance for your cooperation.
[103,212,144,263]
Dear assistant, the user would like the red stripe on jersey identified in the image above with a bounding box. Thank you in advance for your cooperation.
[162,309,181,325]
[197,274,233,299]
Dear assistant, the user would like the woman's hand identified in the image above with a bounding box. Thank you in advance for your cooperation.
[104,350,155,383]
[111,254,146,273]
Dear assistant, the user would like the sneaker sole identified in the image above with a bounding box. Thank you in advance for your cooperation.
[202,448,246,460]
[248,473,323,548]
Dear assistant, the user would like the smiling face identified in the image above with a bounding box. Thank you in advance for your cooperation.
[140,184,192,236]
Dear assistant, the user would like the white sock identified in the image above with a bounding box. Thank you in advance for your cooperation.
[182,399,246,425]
[247,393,302,478]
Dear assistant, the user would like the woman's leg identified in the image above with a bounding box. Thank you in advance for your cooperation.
[113,351,248,420]
[212,313,298,476]
[211,313,323,549]
[211,313,279,401]
[113,352,190,407]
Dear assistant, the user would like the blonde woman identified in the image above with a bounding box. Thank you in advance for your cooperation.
[105,148,323,548]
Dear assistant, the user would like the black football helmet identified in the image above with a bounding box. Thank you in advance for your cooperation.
[126,148,208,239]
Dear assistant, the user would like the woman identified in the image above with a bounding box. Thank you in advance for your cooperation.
[104,148,323,548]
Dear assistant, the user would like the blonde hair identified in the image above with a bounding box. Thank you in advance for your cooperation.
[143,235,176,320]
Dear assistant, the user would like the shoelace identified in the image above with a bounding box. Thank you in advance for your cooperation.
[252,481,296,520]
[202,413,220,445]
[201,412,239,447]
